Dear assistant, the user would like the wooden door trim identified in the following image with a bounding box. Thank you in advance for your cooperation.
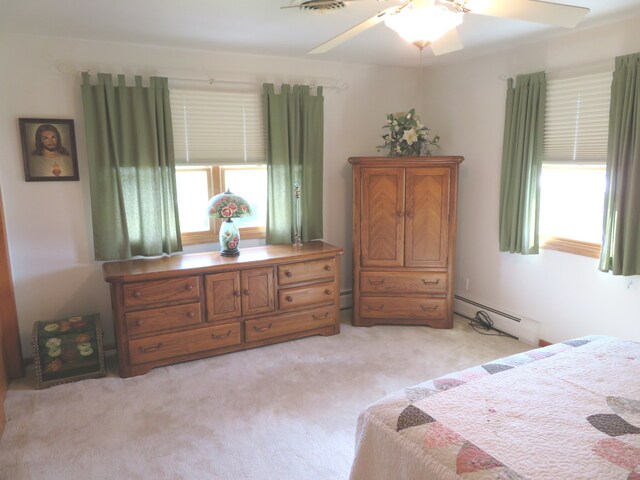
[0,186,24,380]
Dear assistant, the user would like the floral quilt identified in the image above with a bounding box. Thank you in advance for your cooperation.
[350,336,640,480]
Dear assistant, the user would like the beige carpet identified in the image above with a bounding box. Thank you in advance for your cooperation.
[0,311,529,480]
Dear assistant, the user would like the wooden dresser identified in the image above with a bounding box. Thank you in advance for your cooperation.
[349,156,463,328]
[103,241,343,377]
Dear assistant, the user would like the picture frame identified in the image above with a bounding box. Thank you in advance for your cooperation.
[19,118,79,182]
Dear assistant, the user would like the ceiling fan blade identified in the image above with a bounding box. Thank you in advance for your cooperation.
[459,0,589,28]
[280,0,388,9]
[308,7,397,54]
[430,27,464,56]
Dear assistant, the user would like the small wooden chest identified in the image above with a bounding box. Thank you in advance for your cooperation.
[32,313,106,389]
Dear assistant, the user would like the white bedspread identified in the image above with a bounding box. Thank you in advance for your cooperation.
[350,336,640,480]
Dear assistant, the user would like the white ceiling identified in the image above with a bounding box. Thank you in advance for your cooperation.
[2,0,640,68]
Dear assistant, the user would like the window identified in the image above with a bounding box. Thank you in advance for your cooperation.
[541,70,612,258]
[176,165,267,246]
[170,87,267,245]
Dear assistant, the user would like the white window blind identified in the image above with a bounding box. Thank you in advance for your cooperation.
[170,89,266,164]
[543,71,612,164]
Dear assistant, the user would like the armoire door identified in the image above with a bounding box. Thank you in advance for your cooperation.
[360,167,404,267]
[404,167,451,268]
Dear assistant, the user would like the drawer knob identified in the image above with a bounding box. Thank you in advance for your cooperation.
[421,305,438,311]
[133,291,142,299]
[253,323,272,332]
[285,295,293,302]
[312,312,329,320]
[324,289,332,295]
[233,290,241,297]
[406,211,414,219]
[135,319,144,327]
[212,330,232,339]
[243,289,250,296]
[141,343,162,353]
[284,271,293,278]
[185,284,194,291]
[187,311,196,318]
[397,211,404,218]
[422,279,440,285]
[368,278,384,285]
[324,265,332,271]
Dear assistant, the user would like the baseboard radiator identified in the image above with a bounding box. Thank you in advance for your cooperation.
[454,295,540,346]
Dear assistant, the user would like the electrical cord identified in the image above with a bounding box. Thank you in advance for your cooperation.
[466,310,517,339]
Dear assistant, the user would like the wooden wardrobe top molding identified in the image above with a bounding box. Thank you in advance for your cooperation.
[103,241,344,283]
[348,156,464,166]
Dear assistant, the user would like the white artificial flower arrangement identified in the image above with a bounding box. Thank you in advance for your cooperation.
[378,108,440,156]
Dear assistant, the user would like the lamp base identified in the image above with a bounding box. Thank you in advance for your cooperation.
[219,219,240,257]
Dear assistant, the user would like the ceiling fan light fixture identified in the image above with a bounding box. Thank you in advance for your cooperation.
[385,4,463,45]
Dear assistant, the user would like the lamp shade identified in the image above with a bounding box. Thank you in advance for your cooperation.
[207,189,252,219]
[385,4,463,46]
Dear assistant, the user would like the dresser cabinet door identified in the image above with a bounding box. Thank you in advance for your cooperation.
[360,167,404,267]
[241,267,275,316]
[405,167,450,268]
[205,271,241,322]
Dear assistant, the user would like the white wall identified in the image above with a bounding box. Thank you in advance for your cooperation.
[422,16,640,343]
[0,33,420,354]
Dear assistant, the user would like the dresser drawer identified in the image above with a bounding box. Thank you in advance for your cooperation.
[360,271,448,294]
[125,303,201,336]
[360,297,446,319]
[278,258,336,286]
[279,282,336,310]
[124,276,200,308]
[128,323,240,365]
[245,307,336,342]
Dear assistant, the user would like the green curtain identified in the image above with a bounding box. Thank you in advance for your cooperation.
[262,83,324,244]
[599,53,640,275]
[499,72,546,255]
[81,73,182,260]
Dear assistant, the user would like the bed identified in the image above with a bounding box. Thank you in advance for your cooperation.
[350,336,640,480]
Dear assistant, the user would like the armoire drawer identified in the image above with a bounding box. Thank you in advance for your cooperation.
[245,307,336,342]
[279,282,336,310]
[360,297,446,319]
[125,303,201,336]
[123,276,200,308]
[278,258,336,286]
[128,322,240,365]
[360,271,448,294]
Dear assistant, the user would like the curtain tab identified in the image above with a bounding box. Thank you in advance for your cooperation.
[615,52,640,69]
[262,83,275,95]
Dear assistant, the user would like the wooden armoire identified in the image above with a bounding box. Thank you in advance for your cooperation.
[349,156,463,328]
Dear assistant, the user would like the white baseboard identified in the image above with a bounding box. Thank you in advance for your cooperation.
[340,290,353,310]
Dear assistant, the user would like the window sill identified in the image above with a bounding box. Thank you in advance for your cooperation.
[181,227,266,246]
[540,237,601,259]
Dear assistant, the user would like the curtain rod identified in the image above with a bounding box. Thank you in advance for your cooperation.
[69,66,349,93]
[169,76,349,93]
[498,58,614,82]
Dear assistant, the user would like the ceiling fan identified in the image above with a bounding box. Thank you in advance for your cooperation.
[283,0,590,56]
